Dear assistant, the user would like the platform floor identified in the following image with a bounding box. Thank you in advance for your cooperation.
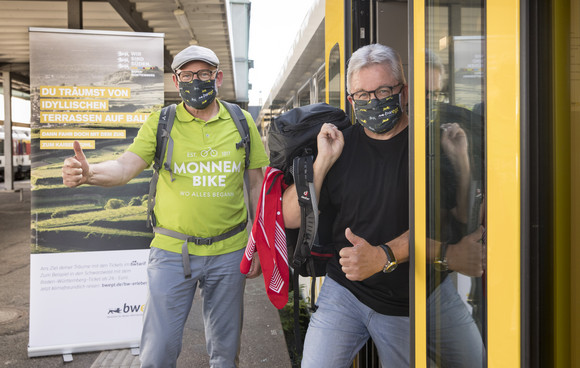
[0,182,291,368]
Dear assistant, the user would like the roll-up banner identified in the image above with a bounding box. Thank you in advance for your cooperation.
[28,28,164,357]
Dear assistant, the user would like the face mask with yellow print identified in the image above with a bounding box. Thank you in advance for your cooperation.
[179,79,216,110]
[354,93,403,134]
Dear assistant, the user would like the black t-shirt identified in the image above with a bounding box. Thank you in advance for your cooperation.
[319,124,409,316]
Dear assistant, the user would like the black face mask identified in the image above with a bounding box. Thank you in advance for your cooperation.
[426,98,439,125]
[354,93,403,134]
[179,79,216,110]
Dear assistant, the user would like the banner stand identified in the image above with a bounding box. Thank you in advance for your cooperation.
[28,28,164,358]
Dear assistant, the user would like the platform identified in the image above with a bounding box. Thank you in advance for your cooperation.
[0,184,291,368]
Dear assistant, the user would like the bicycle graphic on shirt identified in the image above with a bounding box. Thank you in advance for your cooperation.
[200,147,218,158]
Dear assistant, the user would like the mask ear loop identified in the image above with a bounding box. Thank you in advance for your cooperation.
[400,90,409,115]
[399,93,403,112]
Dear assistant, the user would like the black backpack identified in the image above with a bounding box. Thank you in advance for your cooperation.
[268,102,350,277]
[267,102,351,352]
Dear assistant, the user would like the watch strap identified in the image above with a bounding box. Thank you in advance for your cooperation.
[379,244,397,273]
[434,242,449,272]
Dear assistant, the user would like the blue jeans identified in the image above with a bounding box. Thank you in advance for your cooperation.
[139,247,246,368]
[427,276,485,367]
[302,276,484,368]
[301,277,410,368]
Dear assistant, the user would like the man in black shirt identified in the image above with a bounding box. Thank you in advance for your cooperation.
[283,43,483,367]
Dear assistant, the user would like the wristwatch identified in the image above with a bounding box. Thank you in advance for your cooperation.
[379,244,398,273]
[434,242,449,272]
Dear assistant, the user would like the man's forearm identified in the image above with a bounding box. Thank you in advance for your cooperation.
[247,168,264,221]
[87,152,148,187]
[388,230,410,263]
[282,158,331,229]
[86,161,134,187]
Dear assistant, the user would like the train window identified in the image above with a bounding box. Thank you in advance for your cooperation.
[298,82,311,107]
[284,98,294,112]
[317,71,326,103]
[425,1,486,367]
[328,43,341,108]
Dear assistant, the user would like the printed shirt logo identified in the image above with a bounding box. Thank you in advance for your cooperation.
[171,145,243,199]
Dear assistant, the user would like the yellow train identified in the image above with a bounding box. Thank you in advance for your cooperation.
[257,0,579,366]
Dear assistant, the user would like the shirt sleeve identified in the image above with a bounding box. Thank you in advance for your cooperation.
[127,110,160,165]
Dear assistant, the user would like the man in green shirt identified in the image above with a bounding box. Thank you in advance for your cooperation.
[62,45,269,368]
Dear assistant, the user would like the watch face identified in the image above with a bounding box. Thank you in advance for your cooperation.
[433,260,448,272]
[385,262,397,272]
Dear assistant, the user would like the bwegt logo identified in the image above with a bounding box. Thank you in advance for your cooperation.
[108,303,145,315]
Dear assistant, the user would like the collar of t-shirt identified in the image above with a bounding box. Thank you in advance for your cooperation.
[175,101,229,125]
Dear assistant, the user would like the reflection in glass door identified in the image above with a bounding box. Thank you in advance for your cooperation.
[425,1,486,367]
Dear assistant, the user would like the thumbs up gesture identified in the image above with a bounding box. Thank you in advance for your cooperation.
[62,141,90,187]
[446,226,485,277]
[339,228,386,281]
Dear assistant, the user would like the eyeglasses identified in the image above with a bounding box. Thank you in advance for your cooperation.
[349,83,403,106]
[176,69,217,82]
[426,90,446,102]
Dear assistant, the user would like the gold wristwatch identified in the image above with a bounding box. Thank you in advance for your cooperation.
[379,244,398,273]
[434,242,449,272]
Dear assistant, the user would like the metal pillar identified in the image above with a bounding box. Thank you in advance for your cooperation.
[67,0,83,29]
[3,71,14,190]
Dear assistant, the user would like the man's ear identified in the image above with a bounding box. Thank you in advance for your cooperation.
[401,84,409,109]
[215,70,224,88]
[172,74,179,90]
[347,94,355,108]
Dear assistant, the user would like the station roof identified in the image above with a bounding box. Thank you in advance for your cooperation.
[0,0,249,103]
[256,0,324,126]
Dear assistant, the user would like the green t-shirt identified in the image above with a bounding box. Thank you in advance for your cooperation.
[128,101,269,256]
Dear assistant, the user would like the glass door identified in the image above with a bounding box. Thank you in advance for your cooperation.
[413,0,522,366]
[424,2,486,367]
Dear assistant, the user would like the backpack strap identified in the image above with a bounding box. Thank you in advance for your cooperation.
[147,104,177,228]
[290,155,319,354]
[221,100,254,223]
[292,269,303,353]
[291,155,319,269]
[221,100,251,170]
[154,221,247,278]
[291,269,319,355]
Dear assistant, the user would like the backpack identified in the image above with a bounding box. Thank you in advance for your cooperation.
[267,102,351,352]
[146,101,252,278]
[268,102,350,276]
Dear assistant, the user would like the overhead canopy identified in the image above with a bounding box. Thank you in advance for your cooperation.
[256,0,325,127]
[0,0,251,104]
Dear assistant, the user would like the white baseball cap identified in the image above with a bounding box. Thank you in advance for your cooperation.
[171,45,219,71]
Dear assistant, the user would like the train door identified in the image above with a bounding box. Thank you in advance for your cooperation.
[413,0,580,367]
[325,1,488,367]
[323,0,579,366]
[412,0,488,367]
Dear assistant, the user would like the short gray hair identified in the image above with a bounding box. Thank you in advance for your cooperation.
[346,44,406,93]
[426,48,443,74]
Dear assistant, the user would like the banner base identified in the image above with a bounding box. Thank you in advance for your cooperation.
[27,339,140,358]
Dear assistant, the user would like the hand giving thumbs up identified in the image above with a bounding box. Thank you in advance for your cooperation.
[62,141,90,188]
